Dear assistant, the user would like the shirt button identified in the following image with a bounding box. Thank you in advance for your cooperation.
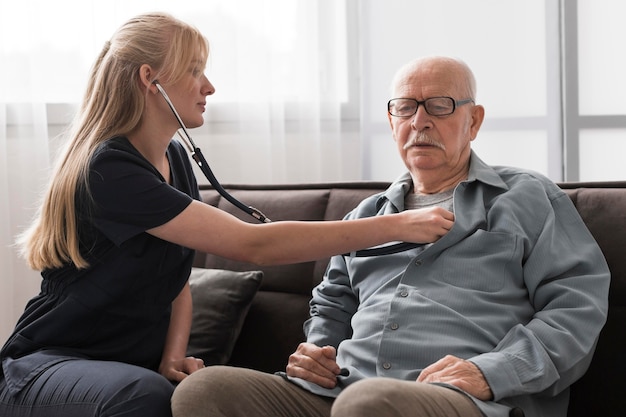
[390,323,399,330]
[415,259,422,266]
[382,362,391,370]
[400,290,409,297]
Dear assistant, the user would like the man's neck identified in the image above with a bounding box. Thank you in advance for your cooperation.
[410,169,468,195]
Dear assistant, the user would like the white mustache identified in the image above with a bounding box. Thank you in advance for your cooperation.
[403,133,445,150]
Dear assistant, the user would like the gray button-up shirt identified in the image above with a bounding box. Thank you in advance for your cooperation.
[290,152,610,417]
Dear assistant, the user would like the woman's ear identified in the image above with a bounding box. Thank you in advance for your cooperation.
[138,64,158,94]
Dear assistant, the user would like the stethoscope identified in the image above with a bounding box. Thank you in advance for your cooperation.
[154,80,270,223]
[154,81,422,257]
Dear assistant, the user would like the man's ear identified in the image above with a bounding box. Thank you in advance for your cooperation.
[469,104,485,141]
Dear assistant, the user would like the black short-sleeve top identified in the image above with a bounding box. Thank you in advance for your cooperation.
[1,137,200,394]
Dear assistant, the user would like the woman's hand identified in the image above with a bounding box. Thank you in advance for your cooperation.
[159,356,205,382]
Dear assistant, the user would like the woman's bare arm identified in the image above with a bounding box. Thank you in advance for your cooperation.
[158,282,205,382]
[148,200,454,266]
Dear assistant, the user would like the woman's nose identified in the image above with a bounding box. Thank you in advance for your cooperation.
[203,76,215,96]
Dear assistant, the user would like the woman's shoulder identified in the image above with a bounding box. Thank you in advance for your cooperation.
[89,136,154,183]
[93,136,135,157]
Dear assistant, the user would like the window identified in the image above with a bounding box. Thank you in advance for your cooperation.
[358,0,626,182]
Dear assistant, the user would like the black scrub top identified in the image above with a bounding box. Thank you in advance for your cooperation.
[1,137,200,395]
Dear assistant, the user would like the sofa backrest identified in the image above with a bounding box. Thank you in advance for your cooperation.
[196,181,626,417]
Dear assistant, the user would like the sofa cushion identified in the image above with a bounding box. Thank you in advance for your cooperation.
[186,268,263,365]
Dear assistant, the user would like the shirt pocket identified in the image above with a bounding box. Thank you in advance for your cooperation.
[439,229,519,293]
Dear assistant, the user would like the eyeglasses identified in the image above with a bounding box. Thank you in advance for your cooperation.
[387,97,474,117]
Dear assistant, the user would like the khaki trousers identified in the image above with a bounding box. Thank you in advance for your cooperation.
[171,366,482,417]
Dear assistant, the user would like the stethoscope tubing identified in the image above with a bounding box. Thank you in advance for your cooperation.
[154,81,270,223]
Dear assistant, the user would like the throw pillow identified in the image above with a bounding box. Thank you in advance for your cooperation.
[186,267,263,365]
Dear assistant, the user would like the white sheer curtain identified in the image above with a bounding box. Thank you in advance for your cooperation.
[0,0,352,342]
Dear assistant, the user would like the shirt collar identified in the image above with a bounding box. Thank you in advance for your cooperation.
[376,150,509,210]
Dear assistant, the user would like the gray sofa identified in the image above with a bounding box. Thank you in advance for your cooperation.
[190,181,625,417]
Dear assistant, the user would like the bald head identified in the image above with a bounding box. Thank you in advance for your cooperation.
[391,56,476,101]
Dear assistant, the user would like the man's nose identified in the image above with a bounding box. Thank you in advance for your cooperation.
[411,105,431,129]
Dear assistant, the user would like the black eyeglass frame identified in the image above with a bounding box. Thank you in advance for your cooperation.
[387,96,474,117]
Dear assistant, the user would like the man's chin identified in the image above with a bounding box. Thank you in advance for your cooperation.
[405,152,445,169]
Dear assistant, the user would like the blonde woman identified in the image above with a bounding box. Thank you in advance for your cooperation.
[0,12,453,417]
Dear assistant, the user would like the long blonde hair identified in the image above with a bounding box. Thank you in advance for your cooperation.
[18,12,209,270]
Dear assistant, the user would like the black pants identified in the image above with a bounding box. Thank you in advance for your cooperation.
[0,358,174,417]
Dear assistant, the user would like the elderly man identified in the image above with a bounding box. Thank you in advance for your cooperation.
[171,56,610,417]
